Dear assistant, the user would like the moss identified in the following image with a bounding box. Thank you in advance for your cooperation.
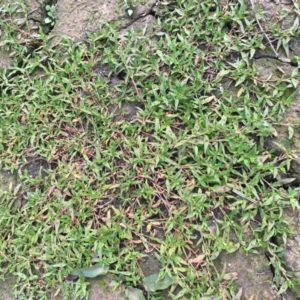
[97,279,109,289]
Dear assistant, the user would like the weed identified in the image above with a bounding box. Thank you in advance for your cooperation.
[44,4,56,27]
[122,0,145,16]
[0,0,299,299]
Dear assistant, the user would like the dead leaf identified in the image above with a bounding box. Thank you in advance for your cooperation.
[106,209,111,228]
[188,254,205,264]
[237,88,244,97]
[202,95,215,104]
[272,127,278,137]
[54,220,60,236]
[258,154,269,165]
[146,223,152,232]
[223,272,238,281]
[260,44,266,50]
[21,114,27,125]
[213,186,231,194]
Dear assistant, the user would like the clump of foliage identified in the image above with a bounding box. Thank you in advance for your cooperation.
[44,4,56,27]
[0,0,300,299]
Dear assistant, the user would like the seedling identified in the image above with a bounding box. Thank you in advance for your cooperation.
[122,0,143,16]
[123,0,134,16]
[44,4,56,26]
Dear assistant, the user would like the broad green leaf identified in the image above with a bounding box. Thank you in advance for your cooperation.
[44,17,52,24]
[143,273,176,292]
[277,281,288,295]
[71,262,109,278]
[125,287,146,300]
[227,243,240,253]
[165,126,176,141]
[288,126,294,139]
[235,75,246,87]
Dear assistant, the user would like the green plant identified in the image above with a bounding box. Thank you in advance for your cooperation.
[44,4,56,26]
[122,0,134,16]
[122,0,144,16]
[0,0,299,299]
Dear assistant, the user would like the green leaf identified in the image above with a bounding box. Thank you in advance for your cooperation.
[44,17,52,24]
[125,287,146,300]
[277,280,288,295]
[78,107,101,116]
[71,262,109,278]
[235,75,246,87]
[165,126,176,141]
[263,228,275,241]
[288,126,294,139]
[227,243,240,253]
[143,273,176,292]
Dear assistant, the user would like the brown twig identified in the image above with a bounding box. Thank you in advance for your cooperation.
[131,76,145,103]
[231,188,258,204]
[249,0,279,57]
[249,0,292,64]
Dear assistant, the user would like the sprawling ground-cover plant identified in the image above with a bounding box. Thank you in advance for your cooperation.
[0,0,299,299]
